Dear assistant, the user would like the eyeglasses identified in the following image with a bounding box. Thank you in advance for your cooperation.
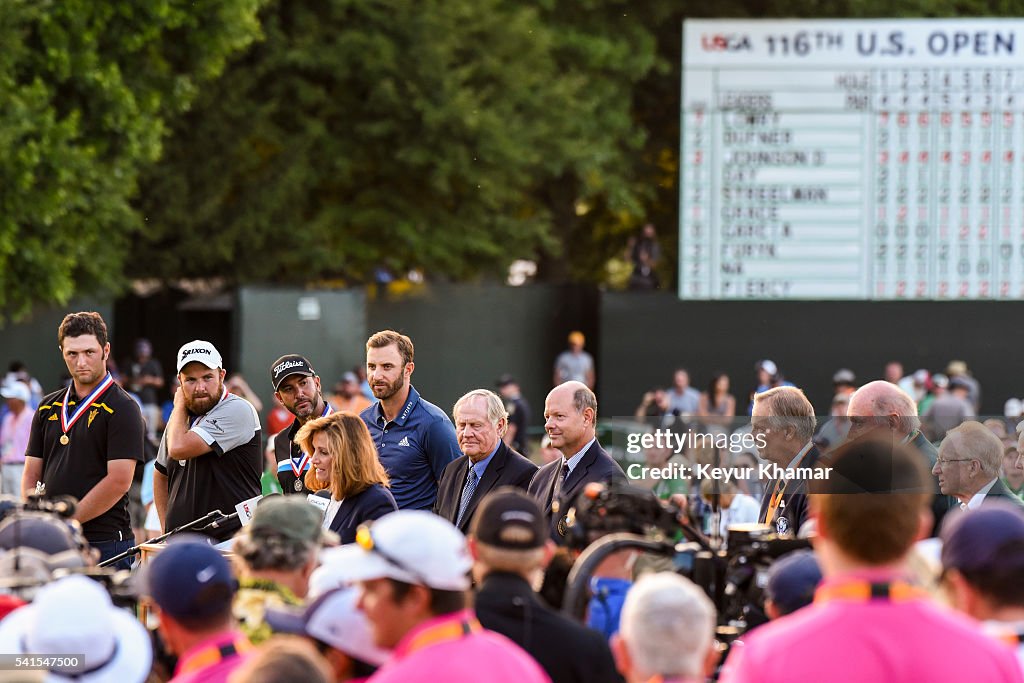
[934,458,974,467]
[355,523,427,585]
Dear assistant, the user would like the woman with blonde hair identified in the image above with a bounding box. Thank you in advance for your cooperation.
[295,412,397,543]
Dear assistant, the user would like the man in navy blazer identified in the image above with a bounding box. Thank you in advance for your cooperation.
[527,381,625,541]
[434,390,537,533]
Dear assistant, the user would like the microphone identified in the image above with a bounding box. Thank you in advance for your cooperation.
[198,509,239,533]
[307,489,332,518]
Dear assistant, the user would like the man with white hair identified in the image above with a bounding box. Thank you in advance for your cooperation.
[846,380,956,532]
[935,422,1024,510]
[611,572,718,683]
[434,389,537,533]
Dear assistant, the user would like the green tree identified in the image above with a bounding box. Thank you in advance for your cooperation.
[0,0,264,322]
[133,0,665,286]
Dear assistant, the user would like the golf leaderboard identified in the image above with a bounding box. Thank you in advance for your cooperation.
[680,19,1024,300]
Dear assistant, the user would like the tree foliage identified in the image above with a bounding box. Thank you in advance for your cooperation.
[0,0,264,322]
[133,0,665,285]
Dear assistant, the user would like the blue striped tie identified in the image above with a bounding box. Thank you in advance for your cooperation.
[456,466,480,527]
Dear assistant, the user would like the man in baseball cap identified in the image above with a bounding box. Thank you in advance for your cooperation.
[470,488,620,683]
[941,502,1024,662]
[232,496,339,643]
[155,340,263,542]
[269,354,331,495]
[141,538,251,682]
[319,509,548,683]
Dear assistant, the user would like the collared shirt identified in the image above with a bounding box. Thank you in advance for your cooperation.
[719,569,1024,683]
[964,478,999,510]
[361,386,460,510]
[171,630,252,683]
[27,382,144,542]
[155,392,263,541]
[786,441,814,470]
[561,438,595,478]
[368,610,550,683]
[470,444,500,480]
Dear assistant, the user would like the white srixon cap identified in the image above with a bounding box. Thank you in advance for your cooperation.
[176,340,223,372]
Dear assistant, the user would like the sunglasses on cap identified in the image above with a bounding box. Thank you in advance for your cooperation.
[355,523,429,586]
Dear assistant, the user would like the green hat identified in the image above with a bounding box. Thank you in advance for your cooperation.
[250,495,334,545]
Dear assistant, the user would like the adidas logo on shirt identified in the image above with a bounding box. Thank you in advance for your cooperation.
[398,437,411,447]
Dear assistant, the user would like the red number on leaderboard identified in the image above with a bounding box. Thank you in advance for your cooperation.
[938,282,949,297]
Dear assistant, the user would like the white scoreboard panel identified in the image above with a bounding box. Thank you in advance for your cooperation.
[680,19,1024,300]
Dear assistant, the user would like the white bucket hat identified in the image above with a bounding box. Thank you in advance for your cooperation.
[0,575,151,683]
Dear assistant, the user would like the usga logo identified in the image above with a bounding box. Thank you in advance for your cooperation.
[701,33,752,52]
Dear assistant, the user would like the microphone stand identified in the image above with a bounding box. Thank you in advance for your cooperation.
[98,509,228,568]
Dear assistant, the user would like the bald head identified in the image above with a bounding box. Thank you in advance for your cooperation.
[544,381,597,456]
[846,380,920,440]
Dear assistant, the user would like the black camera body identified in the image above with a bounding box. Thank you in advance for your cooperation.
[562,483,809,637]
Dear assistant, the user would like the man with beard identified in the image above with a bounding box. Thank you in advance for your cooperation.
[23,312,144,569]
[154,340,262,541]
[269,354,332,495]
[360,330,460,510]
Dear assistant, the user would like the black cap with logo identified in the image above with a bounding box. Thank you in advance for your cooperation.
[471,487,546,550]
[270,354,317,391]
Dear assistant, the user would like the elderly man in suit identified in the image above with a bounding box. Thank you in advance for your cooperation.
[434,390,537,533]
[753,386,820,537]
[935,421,1024,510]
[528,381,625,542]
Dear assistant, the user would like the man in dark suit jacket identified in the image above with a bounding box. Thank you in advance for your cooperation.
[434,390,537,533]
[470,488,623,683]
[753,386,821,537]
[935,421,1024,511]
[527,381,625,541]
[847,381,958,534]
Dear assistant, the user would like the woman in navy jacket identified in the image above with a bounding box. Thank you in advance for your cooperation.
[296,411,397,544]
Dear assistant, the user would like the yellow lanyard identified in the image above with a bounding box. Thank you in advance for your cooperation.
[404,615,482,655]
[814,580,927,605]
[765,478,787,521]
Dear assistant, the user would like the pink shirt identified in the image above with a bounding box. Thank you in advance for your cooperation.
[0,408,32,464]
[368,610,550,683]
[171,631,252,683]
[720,570,1024,683]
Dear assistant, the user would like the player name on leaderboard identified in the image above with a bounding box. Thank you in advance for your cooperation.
[681,19,1024,300]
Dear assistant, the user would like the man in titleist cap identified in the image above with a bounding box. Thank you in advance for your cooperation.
[470,487,621,683]
[154,341,262,542]
[319,510,550,682]
[269,354,332,495]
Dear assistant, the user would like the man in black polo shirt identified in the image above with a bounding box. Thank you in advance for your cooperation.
[269,354,332,494]
[154,340,262,541]
[23,311,144,570]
